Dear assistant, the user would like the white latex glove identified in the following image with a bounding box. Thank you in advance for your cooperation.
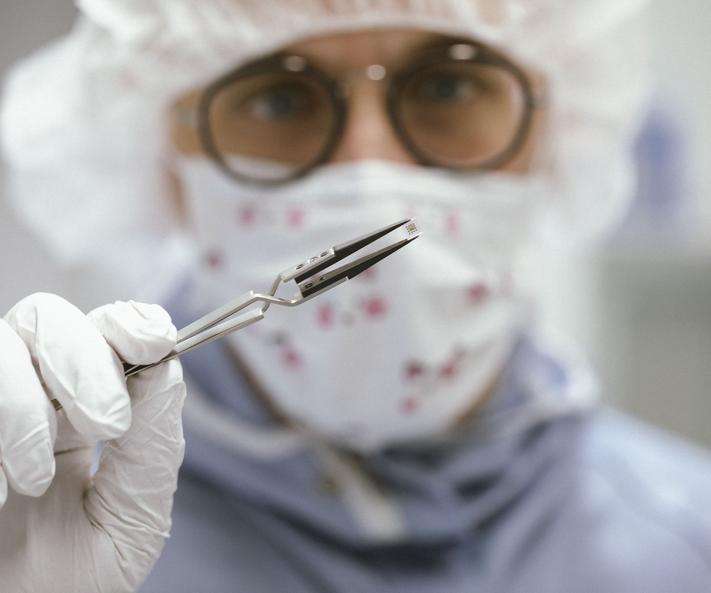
[0,293,186,593]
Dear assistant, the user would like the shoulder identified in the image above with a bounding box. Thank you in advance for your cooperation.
[502,330,711,591]
[561,409,711,587]
[582,408,711,519]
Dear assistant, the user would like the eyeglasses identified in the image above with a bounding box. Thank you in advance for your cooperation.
[195,41,542,185]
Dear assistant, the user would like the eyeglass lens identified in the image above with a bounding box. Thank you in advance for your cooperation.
[203,53,529,183]
[395,61,527,168]
[207,71,337,182]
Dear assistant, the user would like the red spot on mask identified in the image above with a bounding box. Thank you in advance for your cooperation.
[400,397,420,414]
[439,359,459,380]
[446,211,461,237]
[286,208,305,229]
[404,361,425,381]
[467,283,490,304]
[362,296,388,319]
[282,348,302,369]
[238,206,257,226]
[204,250,224,270]
[316,303,334,329]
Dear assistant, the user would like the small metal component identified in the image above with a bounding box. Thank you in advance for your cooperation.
[51,219,420,411]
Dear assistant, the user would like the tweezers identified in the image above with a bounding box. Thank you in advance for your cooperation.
[51,218,419,411]
[123,217,419,377]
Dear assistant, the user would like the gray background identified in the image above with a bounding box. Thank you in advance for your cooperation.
[1,1,710,446]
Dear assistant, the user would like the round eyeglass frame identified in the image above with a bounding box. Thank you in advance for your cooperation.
[197,41,540,186]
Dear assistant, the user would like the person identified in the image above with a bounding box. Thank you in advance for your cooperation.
[1,1,710,592]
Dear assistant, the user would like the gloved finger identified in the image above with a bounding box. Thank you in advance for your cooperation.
[88,301,177,366]
[0,319,57,500]
[4,293,130,441]
[85,360,186,588]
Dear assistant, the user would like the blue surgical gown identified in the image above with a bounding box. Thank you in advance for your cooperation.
[139,311,711,593]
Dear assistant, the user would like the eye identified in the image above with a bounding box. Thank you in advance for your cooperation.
[413,72,485,104]
[243,83,315,121]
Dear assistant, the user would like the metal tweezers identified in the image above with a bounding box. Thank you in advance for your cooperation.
[51,219,419,412]
[122,218,420,377]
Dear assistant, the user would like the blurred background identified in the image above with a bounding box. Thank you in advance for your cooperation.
[1,1,710,446]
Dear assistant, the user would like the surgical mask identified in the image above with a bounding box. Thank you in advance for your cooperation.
[178,158,541,452]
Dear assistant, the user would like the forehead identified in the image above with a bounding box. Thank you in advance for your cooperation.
[283,29,466,71]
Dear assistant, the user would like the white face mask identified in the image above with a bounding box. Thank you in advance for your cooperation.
[178,158,541,452]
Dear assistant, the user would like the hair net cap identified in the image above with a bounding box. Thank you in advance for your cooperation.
[1,0,650,299]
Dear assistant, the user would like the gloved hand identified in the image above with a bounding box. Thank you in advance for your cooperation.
[0,293,186,593]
